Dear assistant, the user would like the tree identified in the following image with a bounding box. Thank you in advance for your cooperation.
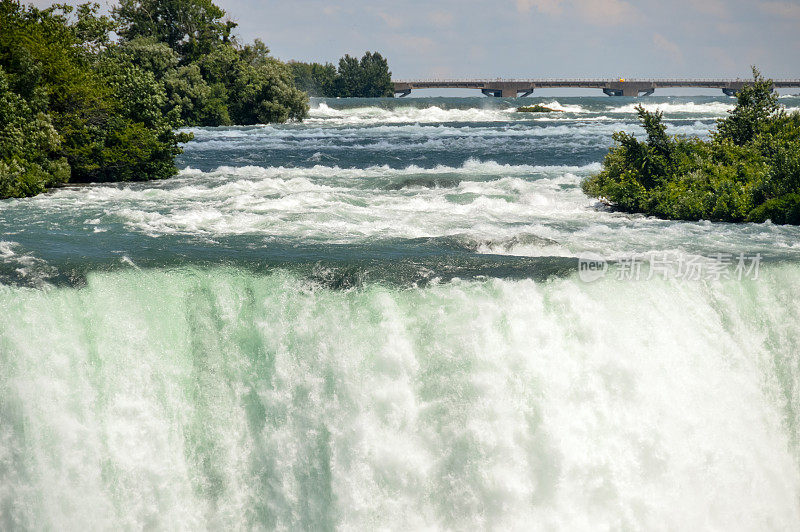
[196,44,307,125]
[111,1,309,125]
[0,66,69,197]
[107,37,180,78]
[582,68,800,225]
[164,63,230,126]
[334,54,361,97]
[292,51,393,98]
[358,51,392,98]
[289,61,336,97]
[113,0,236,62]
[715,67,781,146]
[0,0,190,197]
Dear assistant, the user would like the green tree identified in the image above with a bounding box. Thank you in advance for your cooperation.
[111,2,308,125]
[357,51,393,98]
[716,67,781,146]
[107,37,180,78]
[113,0,236,62]
[0,66,69,197]
[289,61,336,97]
[334,54,362,97]
[196,44,307,125]
[301,51,393,98]
[164,63,230,126]
[582,68,800,225]
[0,0,190,198]
[72,2,117,53]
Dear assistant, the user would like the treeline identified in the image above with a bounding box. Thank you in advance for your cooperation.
[582,68,800,225]
[0,0,307,199]
[289,52,393,98]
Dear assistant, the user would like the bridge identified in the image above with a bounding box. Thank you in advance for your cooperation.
[392,78,800,97]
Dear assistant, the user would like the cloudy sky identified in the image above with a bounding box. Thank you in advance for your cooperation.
[31,0,800,79]
[215,0,800,79]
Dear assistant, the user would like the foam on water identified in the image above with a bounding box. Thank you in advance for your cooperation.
[4,95,800,529]
[183,121,712,149]
[8,160,800,260]
[306,102,519,124]
[2,267,800,529]
[608,101,734,115]
[303,99,735,127]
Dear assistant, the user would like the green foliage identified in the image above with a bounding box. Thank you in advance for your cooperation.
[715,67,781,146]
[113,0,236,63]
[517,104,562,113]
[582,68,800,225]
[164,63,230,126]
[112,5,309,127]
[0,0,315,199]
[290,61,337,97]
[355,51,394,98]
[72,2,117,53]
[108,37,180,78]
[748,194,800,224]
[0,0,191,198]
[0,66,69,197]
[291,51,393,98]
[193,43,308,125]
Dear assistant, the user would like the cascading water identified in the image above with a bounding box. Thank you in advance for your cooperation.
[2,95,800,530]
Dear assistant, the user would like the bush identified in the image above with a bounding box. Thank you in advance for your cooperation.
[582,68,800,225]
[0,0,312,198]
[0,66,69,197]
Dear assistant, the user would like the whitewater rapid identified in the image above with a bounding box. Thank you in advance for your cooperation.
[2,268,800,529]
[3,95,800,530]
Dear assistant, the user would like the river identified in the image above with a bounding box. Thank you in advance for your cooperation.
[2,95,800,529]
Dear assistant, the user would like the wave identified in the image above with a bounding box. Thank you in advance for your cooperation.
[3,161,593,242]
[0,240,55,287]
[180,122,714,155]
[303,100,738,126]
[606,101,734,115]
[306,102,519,124]
[13,160,800,259]
[2,266,799,529]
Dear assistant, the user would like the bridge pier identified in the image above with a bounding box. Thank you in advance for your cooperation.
[603,85,654,97]
[482,85,534,97]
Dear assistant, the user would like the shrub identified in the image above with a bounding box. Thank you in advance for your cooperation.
[582,68,800,225]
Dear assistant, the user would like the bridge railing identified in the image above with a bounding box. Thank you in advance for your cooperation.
[393,78,800,84]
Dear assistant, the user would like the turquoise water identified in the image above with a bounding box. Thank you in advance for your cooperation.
[2,96,800,529]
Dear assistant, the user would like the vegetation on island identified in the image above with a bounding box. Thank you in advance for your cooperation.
[582,68,800,225]
[289,52,393,98]
[0,0,308,199]
[517,104,563,113]
[1,0,397,199]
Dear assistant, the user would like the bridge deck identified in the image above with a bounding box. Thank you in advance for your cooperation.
[392,78,800,97]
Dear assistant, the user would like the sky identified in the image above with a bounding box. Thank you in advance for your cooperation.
[29,0,800,81]
[216,0,800,80]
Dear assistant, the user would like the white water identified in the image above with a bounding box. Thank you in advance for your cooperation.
[5,94,800,530]
[304,101,738,126]
[2,268,800,530]
[12,161,796,261]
